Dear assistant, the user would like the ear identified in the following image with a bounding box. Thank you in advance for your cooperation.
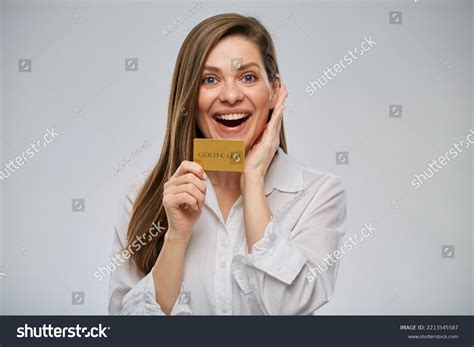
[269,73,281,109]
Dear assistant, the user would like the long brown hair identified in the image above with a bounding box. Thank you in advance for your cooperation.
[126,13,288,274]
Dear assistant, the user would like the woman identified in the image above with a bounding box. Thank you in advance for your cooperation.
[108,13,347,315]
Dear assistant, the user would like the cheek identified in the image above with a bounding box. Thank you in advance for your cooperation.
[247,86,271,108]
[198,88,215,112]
[246,87,271,130]
[196,114,204,133]
[196,109,208,135]
[255,114,268,133]
[197,92,212,132]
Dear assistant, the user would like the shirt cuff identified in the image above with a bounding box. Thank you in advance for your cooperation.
[244,220,308,285]
[120,270,192,315]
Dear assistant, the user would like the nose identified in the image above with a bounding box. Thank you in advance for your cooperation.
[218,81,243,104]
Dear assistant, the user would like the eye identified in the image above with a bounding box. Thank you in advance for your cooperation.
[202,76,218,85]
[242,73,257,83]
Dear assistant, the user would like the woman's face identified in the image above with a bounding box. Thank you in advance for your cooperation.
[196,35,279,151]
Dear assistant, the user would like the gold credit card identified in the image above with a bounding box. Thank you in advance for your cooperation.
[193,138,245,172]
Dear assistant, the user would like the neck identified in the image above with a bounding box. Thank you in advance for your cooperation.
[207,171,241,189]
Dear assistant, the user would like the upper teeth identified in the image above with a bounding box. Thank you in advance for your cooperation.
[216,113,248,120]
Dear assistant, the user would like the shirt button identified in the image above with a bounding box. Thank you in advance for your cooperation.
[222,306,228,313]
[269,233,277,241]
[220,261,226,269]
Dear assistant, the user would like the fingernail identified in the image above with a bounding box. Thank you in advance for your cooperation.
[204,172,208,180]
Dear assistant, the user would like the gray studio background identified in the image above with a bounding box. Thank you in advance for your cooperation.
[0,0,472,314]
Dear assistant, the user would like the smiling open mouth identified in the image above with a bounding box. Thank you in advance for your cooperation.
[214,113,251,128]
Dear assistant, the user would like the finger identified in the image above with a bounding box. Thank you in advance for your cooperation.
[179,192,199,211]
[172,160,206,180]
[275,104,285,134]
[168,172,206,194]
[165,184,205,209]
[165,192,199,211]
[267,85,288,132]
[163,191,195,210]
[267,104,285,140]
[274,84,288,110]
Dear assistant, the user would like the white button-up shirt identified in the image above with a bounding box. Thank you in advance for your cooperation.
[108,148,347,315]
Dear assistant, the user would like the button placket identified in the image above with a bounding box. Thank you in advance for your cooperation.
[216,220,234,315]
[217,203,243,315]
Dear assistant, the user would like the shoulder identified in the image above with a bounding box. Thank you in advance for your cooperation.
[124,171,151,202]
[293,157,345,198]
[288,157,346,217]
[291,159,347,228]
[114,171,151,246]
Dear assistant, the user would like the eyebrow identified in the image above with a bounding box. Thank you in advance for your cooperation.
[202,62,262,73]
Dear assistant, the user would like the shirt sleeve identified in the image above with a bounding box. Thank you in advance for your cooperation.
[231,175,347,315]
[108,175,192,315]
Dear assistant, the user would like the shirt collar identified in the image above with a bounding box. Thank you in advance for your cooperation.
[203,147,305,222]
[263,147,304,196]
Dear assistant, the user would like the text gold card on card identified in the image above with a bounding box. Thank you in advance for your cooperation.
[193,139,245,172]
